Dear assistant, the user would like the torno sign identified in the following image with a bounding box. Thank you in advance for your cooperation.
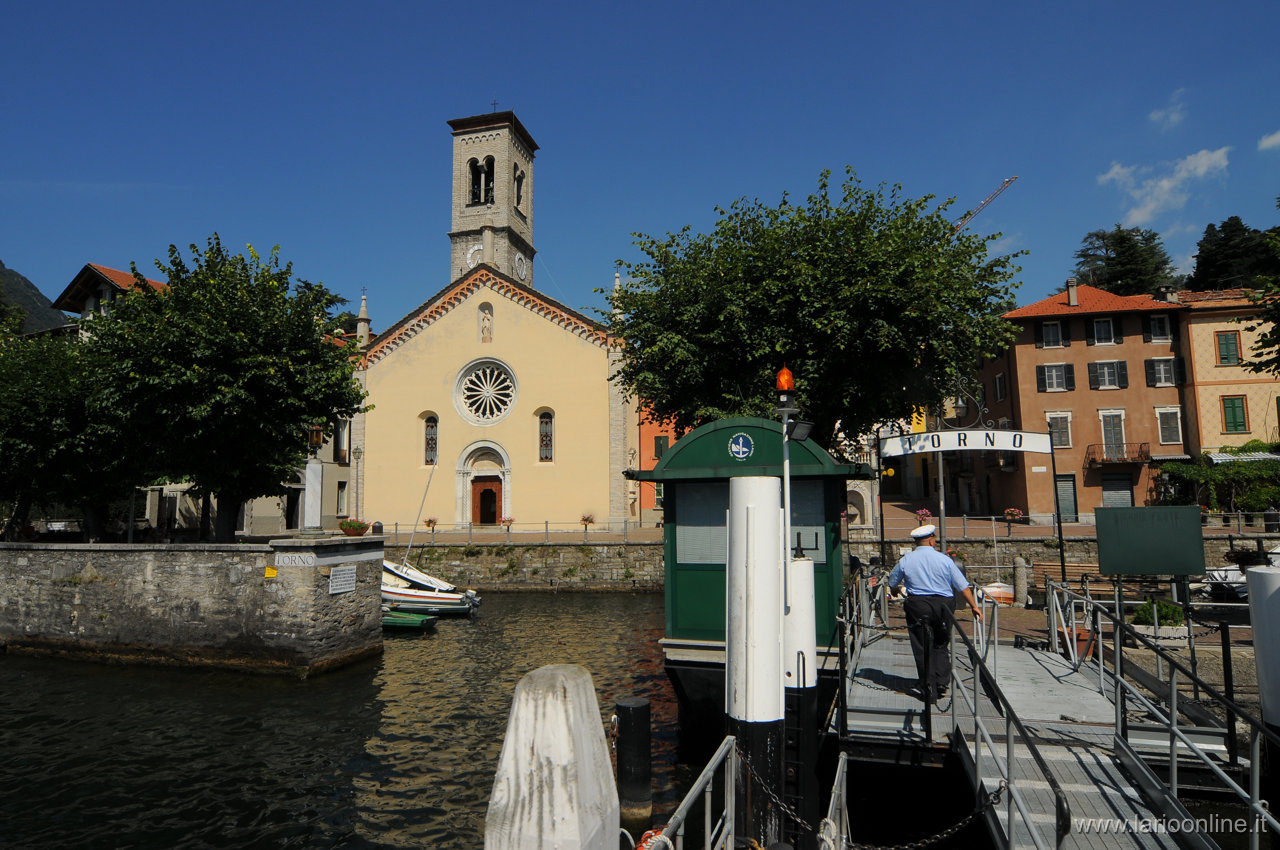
[879,429,1053,457]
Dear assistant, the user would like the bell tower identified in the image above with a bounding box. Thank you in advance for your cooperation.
[447,111,537,286]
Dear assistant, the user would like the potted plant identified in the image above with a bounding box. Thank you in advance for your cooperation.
[1003,507,1024,523]
[914,508,932,525]
[1129,599,1189,648]
[338,518,369,537]
[581,513,594,541]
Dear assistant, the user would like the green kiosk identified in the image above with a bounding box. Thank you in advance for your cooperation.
[627,416,872,732]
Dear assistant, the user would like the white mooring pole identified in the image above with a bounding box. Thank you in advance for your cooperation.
[725,475,785,846]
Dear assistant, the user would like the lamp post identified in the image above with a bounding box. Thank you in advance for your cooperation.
[352,446,364,522]
[775,366,798,591]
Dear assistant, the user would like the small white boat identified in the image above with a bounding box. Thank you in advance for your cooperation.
[976,582,1017,606]
[381,561,481,615]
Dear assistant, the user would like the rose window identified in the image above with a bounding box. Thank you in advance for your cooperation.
[458,361,516,423]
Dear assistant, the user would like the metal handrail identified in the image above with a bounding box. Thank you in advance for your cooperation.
[1045,581,1280,846]
[945,606,1072,849]
[817,751,851,850]
[649,735,736,849]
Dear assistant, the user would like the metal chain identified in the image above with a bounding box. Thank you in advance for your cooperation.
[735,744,817,835]
[839,781,1006,850]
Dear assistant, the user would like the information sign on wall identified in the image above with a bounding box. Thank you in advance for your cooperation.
[328,565,358,595]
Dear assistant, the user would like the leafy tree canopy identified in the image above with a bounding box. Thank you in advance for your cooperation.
[604,168,1021,449]
[1243,198,1280,376]
[1072,224,1176,296]
[1187,215,1280,291]
[82,234,367,540]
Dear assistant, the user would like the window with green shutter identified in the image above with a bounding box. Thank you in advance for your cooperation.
[1217,331,1241,365]
[1222,396,1248,433]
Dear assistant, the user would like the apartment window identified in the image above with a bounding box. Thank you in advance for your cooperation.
[332,420,350,464]
[336,480,348,516]
[1047,413,1072,448]
[1040,321,1063,348]
[1036,363,1075,392]
[423,415,438,465]
[1093,317,1115,345]
[1148,314,1171,342]
[1217,331,1241,366]
[993,372,1007,402]
[654,435,669,459]
[539,411,554,462]
[1146,358,1177,387]
[1222,396,1249,433]
[1100,410,1126,460]
[1156,408,1182,444]
[1088,360,1128,390]
[654,482,665,509]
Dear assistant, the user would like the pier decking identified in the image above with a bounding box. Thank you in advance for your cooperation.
[841,632,1214,848]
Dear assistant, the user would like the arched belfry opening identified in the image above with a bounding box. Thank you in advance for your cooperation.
[456,441,510,526]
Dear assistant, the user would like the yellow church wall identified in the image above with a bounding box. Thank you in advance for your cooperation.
[360,278,616,531]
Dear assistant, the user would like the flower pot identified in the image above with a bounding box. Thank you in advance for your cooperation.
[340,526,367,537]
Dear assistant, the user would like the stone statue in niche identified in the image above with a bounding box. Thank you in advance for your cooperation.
[480,304,494,343]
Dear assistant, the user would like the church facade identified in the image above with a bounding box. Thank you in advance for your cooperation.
[355,112,641,532]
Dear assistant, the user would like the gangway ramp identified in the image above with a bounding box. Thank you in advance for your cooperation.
[841,633,1193,847]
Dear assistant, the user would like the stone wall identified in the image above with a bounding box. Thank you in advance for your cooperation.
[386,542,664,592]
[0,537,383,676]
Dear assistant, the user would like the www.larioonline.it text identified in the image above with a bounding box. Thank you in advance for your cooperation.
[1073,815,1265,835]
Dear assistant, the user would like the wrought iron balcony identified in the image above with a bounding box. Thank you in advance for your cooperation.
[1085,442,1150,466]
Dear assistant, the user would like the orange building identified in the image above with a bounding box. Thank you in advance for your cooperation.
[976,279,1188,524]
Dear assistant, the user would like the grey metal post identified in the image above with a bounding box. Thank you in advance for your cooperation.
[1049,445,1068,584]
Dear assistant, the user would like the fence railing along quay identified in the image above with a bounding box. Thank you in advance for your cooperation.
[372,519,665,546]
[1046,580,1280,849]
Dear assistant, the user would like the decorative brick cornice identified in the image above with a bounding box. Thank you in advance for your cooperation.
[361,268,607,368]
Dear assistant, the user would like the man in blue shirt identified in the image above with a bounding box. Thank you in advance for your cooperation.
[888,524,983,703]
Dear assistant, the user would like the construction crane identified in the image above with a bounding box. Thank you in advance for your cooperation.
[952,175,1019,234]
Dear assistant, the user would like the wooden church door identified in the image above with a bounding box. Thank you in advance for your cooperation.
[471,476,502,525]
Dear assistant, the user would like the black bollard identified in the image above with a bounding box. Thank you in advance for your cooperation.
[615,696,652,834]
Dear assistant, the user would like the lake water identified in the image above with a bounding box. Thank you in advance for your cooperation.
[0,592,683,848]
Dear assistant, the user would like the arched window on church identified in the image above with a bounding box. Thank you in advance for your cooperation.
[468,158,482,204]
[538,411,554,462]
[482,156,495,204]
[423,415,438,466]
[479,302,494,343]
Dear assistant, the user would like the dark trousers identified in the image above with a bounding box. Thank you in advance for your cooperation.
[903,594,956,700]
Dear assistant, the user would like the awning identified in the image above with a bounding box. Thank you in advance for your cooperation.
[1207,452,1280,464]
[1149,453,1191,462]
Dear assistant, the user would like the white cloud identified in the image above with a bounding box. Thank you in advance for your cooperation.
[1149,89,1187,131]
[1259,128,1280,151]
[1097,147,1231,226]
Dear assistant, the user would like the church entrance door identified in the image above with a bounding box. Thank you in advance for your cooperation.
[472,476,502,525]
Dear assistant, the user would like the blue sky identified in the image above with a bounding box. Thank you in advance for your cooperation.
[4,1,1278,329]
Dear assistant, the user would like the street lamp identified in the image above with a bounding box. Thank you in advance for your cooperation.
[352,446,364,521]
[774,367,814,612]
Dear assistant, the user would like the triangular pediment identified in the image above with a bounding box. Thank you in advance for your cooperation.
[362,265,608,368]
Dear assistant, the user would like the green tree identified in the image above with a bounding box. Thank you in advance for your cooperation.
[83,235,367,541]
[0,331,144,539]
[604,168,1020,448]
[1243,198,1280,376]
[1186,215,1280,291]
[1072,225,1176,296]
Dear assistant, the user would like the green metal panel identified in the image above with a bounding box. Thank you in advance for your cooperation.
[653,418,862,646]
[1096,506,1205,576]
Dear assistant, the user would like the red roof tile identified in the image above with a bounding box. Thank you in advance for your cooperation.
[1005,282,1176,319]
[87,263,166,293]
[1176,288,1257,310]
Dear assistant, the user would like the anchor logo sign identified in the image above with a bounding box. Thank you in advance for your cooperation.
[728,432,754,461]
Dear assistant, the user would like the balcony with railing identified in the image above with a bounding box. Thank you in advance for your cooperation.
[1084,442,1150,466]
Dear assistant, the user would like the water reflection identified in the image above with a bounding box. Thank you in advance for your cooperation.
[0,592,678,848]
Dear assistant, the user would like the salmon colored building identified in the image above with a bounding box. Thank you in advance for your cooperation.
[976,279,1189,524]
[1177,289,1280,452]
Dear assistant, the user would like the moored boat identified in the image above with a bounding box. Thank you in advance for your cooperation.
[381,609,438,630]
[381,560,481,615]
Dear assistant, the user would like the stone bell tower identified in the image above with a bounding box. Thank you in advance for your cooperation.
[447,111,537,286]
